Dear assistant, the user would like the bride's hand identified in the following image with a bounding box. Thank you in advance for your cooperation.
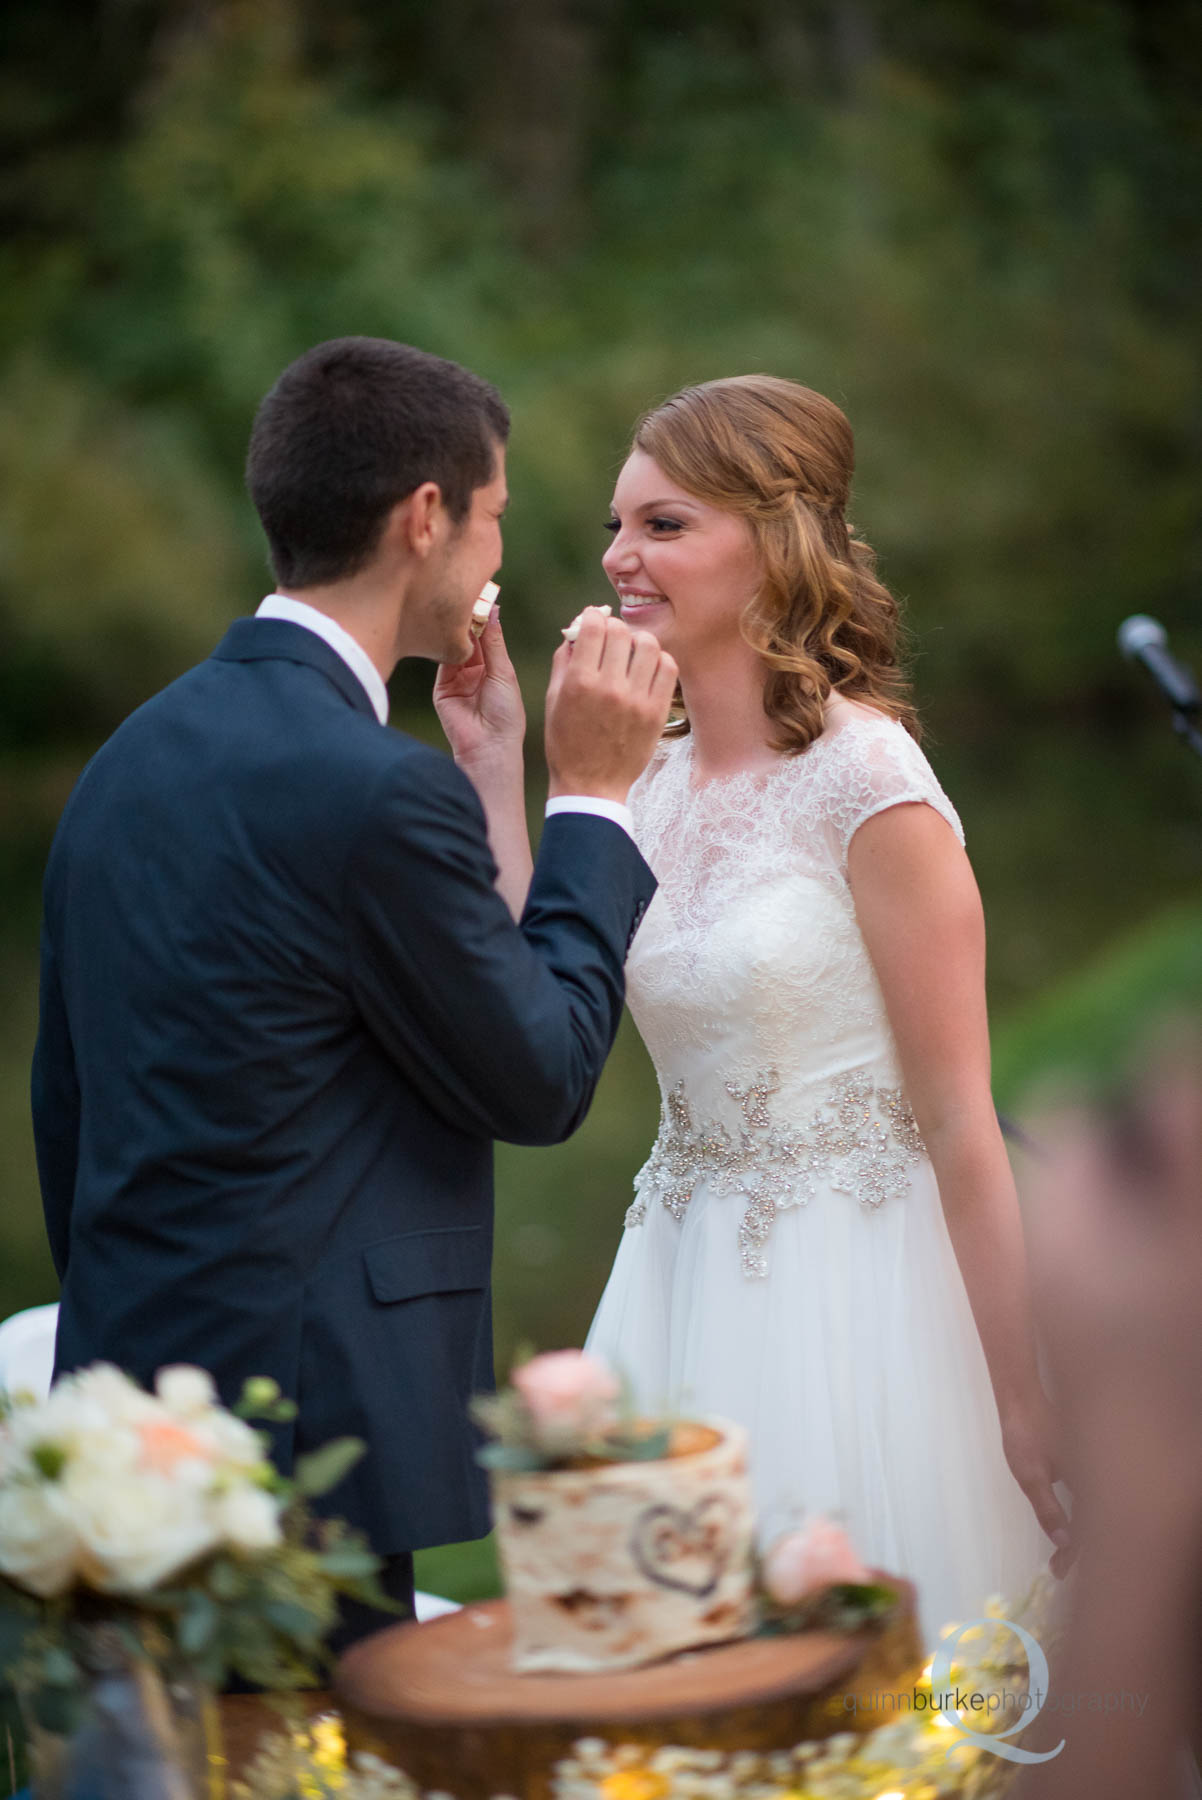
[999,1388,1075,1578]
[433,606,526,767]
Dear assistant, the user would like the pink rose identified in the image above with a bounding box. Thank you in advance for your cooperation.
[511,1350,620,1446]
[762,1517,871,1606]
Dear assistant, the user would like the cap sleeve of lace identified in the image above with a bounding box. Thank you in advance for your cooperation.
[826,716,965,867]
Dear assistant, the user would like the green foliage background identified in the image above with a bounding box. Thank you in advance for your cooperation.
[2,0,1199,1384]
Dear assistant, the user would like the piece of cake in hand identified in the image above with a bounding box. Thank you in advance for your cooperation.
[470,580,501,638]
[562,603,612,642]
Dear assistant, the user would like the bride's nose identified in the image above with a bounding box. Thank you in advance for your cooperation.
[602,531,636,581]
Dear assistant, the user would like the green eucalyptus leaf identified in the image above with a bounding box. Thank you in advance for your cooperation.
[293,1437,365,1498]
[113,1620,151,1664]
[178,1590,218,1656]
[830,1581,897,1610]
[207,1558,243,1603]
[263,1599,324,1642]
[316,1545,382,1579]
[0,1607,37,1674]
[32,1680,85,1736]
[474,1441,544,1473]
[40,1646,79,1689]
[596,1428,672,1463]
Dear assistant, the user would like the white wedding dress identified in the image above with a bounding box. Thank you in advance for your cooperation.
[585,698,1052,1650]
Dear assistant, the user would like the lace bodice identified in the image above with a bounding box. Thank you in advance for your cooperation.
[624,701,964,1273]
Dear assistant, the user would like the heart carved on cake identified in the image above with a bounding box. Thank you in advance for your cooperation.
[629,1494,735,1598]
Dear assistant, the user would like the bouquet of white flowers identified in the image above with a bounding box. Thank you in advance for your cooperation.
[0,1362,392,1792]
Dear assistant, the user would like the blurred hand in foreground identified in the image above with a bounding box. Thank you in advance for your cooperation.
[1012,1037,1202,1800]
[1027,1044,1202,1506]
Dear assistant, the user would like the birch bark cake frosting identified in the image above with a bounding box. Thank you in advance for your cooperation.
[470,1351,756,1673]
[492,1417,756,1672]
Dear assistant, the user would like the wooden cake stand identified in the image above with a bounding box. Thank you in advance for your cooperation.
[336,1578,923,1800]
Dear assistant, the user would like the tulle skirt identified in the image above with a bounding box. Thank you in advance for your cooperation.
[585,1157,1054,1651]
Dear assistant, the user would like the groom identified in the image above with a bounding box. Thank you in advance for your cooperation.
[31,337,674,1636]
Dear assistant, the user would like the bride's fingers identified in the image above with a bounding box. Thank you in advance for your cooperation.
[625,629,662,689]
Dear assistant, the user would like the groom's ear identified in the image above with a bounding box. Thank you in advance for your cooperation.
[389,481,448,560]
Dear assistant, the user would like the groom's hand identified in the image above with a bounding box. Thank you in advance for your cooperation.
[545,607,677,803]
[433,603,526,772]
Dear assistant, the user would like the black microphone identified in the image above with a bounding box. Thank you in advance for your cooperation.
[1117,614,1200,714]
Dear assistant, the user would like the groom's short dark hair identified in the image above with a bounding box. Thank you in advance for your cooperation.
[246,338,510,589]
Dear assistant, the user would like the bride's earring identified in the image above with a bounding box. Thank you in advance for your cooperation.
[662,684,689,736]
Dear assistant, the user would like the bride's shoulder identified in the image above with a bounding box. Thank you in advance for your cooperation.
[821,692,907,741]
[789,696,964,851]
[813,696,929,774]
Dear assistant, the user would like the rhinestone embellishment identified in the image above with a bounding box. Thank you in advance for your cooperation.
[626,1066,927,1277]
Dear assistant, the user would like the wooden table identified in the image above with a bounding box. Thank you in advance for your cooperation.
[336,1585,923,1800]
[216,1691,337,1784]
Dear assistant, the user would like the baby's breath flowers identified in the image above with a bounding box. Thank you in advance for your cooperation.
[547,1574,1063,1800]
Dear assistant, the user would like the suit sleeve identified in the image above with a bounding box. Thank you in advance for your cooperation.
[343,752,655,1146]
[31,924,80,1280]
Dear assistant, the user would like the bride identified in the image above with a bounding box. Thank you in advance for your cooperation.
[581,374,1070,1647]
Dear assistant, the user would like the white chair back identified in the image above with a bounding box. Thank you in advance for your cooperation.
[0,1302,59,1402]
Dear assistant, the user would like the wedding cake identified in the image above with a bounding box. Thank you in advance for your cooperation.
[492,1416,757,1673]
[337,1353,924,1800]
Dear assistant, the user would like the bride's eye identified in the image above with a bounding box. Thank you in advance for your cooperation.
[602,519,620,533]
[649,516,684,533]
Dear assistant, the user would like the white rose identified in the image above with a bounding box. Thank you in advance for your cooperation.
[212,1483,282,1553]
[68,1365,159,1428]
[16,1368,149,1470]
[9,1388,101,1456]
[190,1411,266,1473]
[155,1367,217,1417]
[0,1480,80,1598]
[65,1464,220,1593]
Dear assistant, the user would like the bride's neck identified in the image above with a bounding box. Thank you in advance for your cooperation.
[679,654,778,781]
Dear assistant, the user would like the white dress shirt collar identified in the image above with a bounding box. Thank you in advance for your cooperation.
[255,595,390,725]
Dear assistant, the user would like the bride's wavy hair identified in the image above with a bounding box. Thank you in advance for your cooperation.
[632,375,919,751]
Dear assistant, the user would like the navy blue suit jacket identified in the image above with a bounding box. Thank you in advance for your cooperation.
[31,619,655,1551]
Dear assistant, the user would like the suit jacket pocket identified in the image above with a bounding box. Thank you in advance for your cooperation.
[363,1226,489,1304]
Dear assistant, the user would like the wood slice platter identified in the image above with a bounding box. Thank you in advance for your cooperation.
[215,1691,335,1781]
[336,1578,923,1800]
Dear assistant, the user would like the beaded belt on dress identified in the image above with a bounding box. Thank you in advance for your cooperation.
[625,1066,926,1278]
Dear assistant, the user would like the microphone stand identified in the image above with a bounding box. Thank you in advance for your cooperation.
[1172,707,1202,761]
[1117,614,1202,760]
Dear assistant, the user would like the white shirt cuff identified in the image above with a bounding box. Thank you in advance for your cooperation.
[545,796,635,841]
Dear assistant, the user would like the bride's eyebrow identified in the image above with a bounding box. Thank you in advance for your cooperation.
[613,498,700,516]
